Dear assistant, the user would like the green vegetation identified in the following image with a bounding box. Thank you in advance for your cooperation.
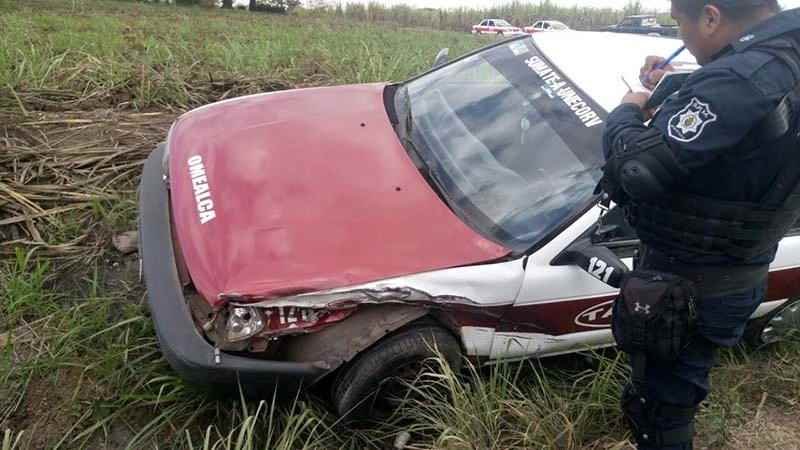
[1,0,798,449]
[173,0,672,32]
[307,0,673,33]
[0,0,484,110]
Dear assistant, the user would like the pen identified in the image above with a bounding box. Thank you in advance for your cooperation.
[621,75,633,93]
[655,45,686,70]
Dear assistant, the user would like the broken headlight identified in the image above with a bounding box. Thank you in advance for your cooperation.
[226,307,265,342]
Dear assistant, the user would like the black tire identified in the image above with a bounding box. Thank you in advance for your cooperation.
[743,316,769,347]
[745,298,800,347]
[331,325,461,420]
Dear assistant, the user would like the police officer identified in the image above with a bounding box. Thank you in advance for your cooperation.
[601,1,800,449]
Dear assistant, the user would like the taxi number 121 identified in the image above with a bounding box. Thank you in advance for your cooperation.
[588,257,615,283]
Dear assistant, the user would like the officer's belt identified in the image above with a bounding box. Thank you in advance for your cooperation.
[639,248,768,298]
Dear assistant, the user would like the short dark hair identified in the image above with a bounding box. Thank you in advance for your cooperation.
[671,0,781,21]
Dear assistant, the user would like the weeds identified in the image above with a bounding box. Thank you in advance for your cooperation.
[392,352,628,450]
[0,249,52,328]
[2,1,800,449]
[2,430,24,450]
[0,0,484,110]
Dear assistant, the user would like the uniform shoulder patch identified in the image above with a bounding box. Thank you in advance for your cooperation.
[667,97,718,143]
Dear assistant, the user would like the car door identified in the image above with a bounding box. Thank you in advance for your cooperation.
[488,205,621,360]
[503,200,800,362]
[618,18,635,32]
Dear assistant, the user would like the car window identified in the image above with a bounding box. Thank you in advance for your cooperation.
[533,22,541,28]
[595,205,800,257]
[620,19,634,26]
[586,206,638,257]
[596,207,637,241]
[543,23,551,29]
[642,17,657,26]
[480,20,487,26]
[402,40,606,252]
[488,20,495,27]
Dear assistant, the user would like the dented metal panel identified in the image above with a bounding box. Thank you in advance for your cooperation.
[167,83,510,308]
[230,286,481,310]
[282,305,429,377]
[296,258,527,307]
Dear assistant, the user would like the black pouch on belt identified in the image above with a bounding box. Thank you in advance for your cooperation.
[612,270,697,380]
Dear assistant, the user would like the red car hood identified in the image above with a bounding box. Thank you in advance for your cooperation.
[168,84,510,307]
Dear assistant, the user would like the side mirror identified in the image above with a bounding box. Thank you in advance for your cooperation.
[432,48,449,69]
[552,237,629,288]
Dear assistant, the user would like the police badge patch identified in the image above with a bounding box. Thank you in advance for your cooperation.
[668,97,718,143]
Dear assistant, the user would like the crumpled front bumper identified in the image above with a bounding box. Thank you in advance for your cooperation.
[138,144,328,392]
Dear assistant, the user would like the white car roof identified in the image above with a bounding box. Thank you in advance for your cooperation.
[532,31,696,113]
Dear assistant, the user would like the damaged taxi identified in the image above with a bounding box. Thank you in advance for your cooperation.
[138,32,800,417]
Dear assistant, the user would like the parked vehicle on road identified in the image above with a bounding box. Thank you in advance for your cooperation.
[605,14,678,37]
[525,20,570,33]
[471,19,523,37]
[139,32,800,419]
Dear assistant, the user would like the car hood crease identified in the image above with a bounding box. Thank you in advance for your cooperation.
[168,84,511,307]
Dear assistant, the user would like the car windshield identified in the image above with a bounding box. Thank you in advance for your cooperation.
[397,38,605,253]
[495,20,512,27]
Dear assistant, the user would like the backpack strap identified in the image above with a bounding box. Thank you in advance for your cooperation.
[751,33,800,142]
[752,33,800,80]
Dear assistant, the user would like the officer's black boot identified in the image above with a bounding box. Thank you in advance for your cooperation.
[622,384,696,449]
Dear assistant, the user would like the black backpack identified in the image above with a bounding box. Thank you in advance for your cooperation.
[612,270,697,367]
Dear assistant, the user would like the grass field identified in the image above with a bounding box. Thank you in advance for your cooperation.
[2,1,800,449]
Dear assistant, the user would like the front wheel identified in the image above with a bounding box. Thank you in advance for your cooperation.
[331,325,462,420]
[745,298,800,347]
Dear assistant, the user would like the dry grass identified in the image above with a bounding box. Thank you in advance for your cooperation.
[1,107,175,257]
[2,1,800,449]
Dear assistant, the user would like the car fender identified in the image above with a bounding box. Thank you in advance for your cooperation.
[281,305,430,381]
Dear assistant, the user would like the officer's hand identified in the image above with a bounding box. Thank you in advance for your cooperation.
[639,55,675,90]
[622,91,655,120]
[622,91,651,108]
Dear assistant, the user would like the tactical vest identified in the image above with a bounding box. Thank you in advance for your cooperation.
[629,34,800,261]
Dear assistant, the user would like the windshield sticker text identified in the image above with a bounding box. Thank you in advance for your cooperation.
[187,155,217,225]
[524,56,604,128]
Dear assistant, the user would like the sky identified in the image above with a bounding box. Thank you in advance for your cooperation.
[313,0,800,11]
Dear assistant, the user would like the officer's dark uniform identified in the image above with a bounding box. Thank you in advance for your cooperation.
[602,7,800,450]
